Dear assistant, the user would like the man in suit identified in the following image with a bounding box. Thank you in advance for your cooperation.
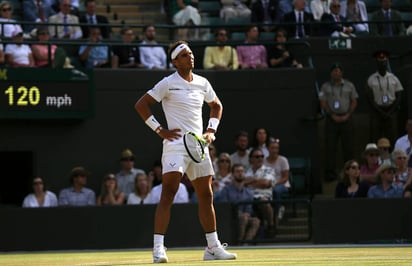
[79,0,111,39]
[320,0,354,37]
[370,0,405,36]
[251,0,281,31]
[281,0,314,38]
[23,0,58,32]
[48,0,82,39]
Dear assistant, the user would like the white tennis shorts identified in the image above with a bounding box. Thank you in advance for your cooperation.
[161,140,214,181]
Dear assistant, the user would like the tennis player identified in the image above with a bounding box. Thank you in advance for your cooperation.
[135,41,237,263]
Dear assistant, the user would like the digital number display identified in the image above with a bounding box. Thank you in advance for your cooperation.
[0,68,94,119]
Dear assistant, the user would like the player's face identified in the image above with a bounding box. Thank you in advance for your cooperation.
[174,49,194,69]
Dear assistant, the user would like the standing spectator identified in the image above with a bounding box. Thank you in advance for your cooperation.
[367,162,403,198]
[236,25,268,69]
[5,30,35,67]
[319,62,358,181]
[267,27,303,68]
[250,127,271,157]
[96,173,125,205]
[370,0,405,36]
[115,148,146,198]
[31,26,57,67]
[139,25,167,70]
[366,50,404,144]
[394,118,412,157]
[230,130,250,168]
[310,0,330,21]
[320,0,355,37]
[220,164,261,242]
[22,0,57,32]
[79,0,111,39]
[244,148,276,238]
[112,27,145,69]
[79,26,110,68]
[58,166,96,206]
[339,0,369,35]
[250,0,280,32]
[360,143,380,186]
[127,173,152,204]
[335,160,369,198]
[0,1,23,38]
[22,176,58,207]
[220,0,251,23]
[377,137,392,164]
[48,0,82,39]
[281,0,315,39]
[203,28,239,70]
[263,139,290,221]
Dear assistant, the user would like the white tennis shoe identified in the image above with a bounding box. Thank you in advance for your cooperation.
[203,242,237,260]
[153,245,168,263]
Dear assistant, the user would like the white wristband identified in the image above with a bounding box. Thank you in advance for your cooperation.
[207,118,220,132]
[145,115,161,132]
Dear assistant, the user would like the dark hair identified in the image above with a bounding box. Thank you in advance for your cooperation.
[340,160,360,186]
[214,28,227,37]
[231,163,244,173]
[235,130,248,140]
[31,176,46,192]
[120,27,133,35]
[143,24,154,33]
[168,40,188,60]
[251,127,271,149]
[249,147,264,158]
[403,184,412,197]
[275,27,288,38]
[84,0,95,6]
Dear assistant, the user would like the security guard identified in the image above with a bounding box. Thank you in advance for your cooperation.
[319,62,358,181]
[366,50,404,144]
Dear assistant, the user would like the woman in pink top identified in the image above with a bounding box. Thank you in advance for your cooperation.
[32,27,57,67]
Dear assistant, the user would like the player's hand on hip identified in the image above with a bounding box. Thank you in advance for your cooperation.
[159,128,181,141]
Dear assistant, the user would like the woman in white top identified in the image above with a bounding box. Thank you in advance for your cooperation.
[22,177,58,207]
[0,1,23,38]
[310,0,331,21]
[5,30,34,67]
[340,0,369,33]
[127,173,152,204]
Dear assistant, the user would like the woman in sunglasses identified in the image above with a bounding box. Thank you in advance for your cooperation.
[360,143,380,186]
[22,176,58,207]
[392,149,410,187]
[335,160,369,198]
[0,1,23,38]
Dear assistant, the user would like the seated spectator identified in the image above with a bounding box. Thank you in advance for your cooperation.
[394,118,412,157]
[339,0,369,35]
[145,179,189,204]
[0,41,5,65]
[244,148,276,238]
[23,0,57,32]
[230,130,250,169]
[320,0,355,37]
[221,0,251,23]
[220,164,261,242]
[360,143,380,186]
[213,152,233,199]
[112,27,145,69]
[370,0,405,36]
[31,26,57,67]
[251,0,280,32]
[171,0,201,40]
[281,0,315,39]
[264,139,290,221]
[58,166,96,206]
[236,25,268,69]
[115,148,146,198]
[335,160,369,198]
[127,173,152,204]
[267,27,303,68]
[209,143,218,172]
[0,1,23,38]
[139,25,167,70]
[367,162,403,198]
[48,0,82,39]
[148,159,163,189]
[392,149,409,186]
[310,0,330,21]
[5,30,35,67]
[79,27,110,68]
[377,137,392,164]
[203,28,239,70]
[22,176,58,207]
[250,127,271,157]
[96,173,125,205]
[79,0,111,39]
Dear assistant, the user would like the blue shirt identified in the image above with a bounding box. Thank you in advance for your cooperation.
[367,183,403,198]
[58,187,96,206]
[219,183,254,214]
[79,42,110,68]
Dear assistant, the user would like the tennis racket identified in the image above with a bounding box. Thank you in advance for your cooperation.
[183,132,214,163]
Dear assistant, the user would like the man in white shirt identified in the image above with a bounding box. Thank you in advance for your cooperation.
[139,25,167,69]
[394,118,412,157]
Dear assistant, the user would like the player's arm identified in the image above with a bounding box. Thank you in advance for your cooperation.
[204,96,223,143]
[135,93,181,140]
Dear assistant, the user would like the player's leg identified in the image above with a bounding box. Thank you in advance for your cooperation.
[153,171,182,263]
[191,175,237,260]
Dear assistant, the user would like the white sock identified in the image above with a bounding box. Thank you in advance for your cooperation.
[205,231,219,247]
[154,234,164,248]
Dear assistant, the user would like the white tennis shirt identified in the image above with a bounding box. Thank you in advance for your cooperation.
[148,71,216,144]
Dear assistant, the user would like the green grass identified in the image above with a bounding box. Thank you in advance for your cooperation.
[1,246,412,265]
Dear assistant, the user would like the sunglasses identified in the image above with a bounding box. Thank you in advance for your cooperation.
[2,7,12,11]
[121,157,134,162]
[252,155,264,159]
[368,153,379,157]
[33,181,43,185]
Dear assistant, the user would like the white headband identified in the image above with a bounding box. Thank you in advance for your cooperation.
[171,44,191,60]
